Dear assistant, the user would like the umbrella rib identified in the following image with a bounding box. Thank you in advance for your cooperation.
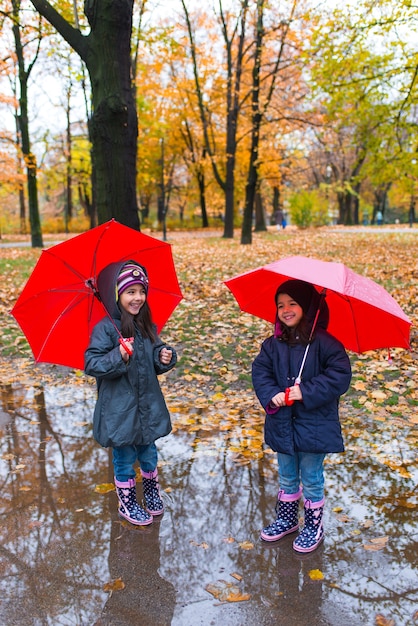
[44,248,92,284]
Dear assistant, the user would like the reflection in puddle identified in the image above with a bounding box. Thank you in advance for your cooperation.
[0,382,417,625]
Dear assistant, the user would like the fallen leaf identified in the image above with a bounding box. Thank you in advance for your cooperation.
[375,614,395,626]
[371,390,387,401]
[363,536,389,551]
[238,540,254,550]
[205,580,250,603]
[336,514,351,523]
[308,569,324,580]
[94,483,115,494]
[103,577,125,593]
[363,519,374,528]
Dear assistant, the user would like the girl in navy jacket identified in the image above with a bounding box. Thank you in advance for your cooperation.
[252,279,351,552]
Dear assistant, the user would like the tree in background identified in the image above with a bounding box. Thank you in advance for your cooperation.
[2,0,44,246]
[30,0,141,230]
[2,0,418,237]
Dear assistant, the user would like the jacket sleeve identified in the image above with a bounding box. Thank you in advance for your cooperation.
[252,338,281,412]
[299,332,351,411]
[84,320,128,379]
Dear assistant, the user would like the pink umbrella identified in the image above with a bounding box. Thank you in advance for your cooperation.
[224,255,411,353]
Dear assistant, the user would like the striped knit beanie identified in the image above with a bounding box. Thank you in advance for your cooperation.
[116,263,149,298]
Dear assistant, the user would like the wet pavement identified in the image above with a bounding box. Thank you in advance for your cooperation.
[1,369,417,626]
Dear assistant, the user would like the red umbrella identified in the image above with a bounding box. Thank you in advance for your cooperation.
[11,219,183,369]
[224,255,411,353]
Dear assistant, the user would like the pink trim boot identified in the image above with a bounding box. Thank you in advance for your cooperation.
[293,497,325,553]
[114,478,153,526]
[141,468,164,516]
[260,487,302,542]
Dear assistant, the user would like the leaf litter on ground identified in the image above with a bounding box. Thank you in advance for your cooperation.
[1,227,417,500]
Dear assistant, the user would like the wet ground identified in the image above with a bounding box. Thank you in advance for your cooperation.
[1,370,417,626]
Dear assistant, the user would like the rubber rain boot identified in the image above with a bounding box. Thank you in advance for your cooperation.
[260,487,302,542]
[114,477,153,526]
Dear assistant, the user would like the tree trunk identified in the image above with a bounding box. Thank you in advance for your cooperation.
[14,110,27,234]
[197,169,209,228]
[254,187,267,231]
[30,0,140,230]
[13,0,43,247]
[65,85,72,232]
[181,0,248,239]
[222,2,248,238]
[241,0,263,245]
[272,186,280,221]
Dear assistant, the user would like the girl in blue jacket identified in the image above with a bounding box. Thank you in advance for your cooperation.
[85,261,177,526]
[252,279,351,552]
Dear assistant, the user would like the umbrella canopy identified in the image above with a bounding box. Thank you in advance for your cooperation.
[224,255,411,353]
[11,219,183,369]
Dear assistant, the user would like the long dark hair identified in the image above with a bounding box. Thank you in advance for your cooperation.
[120,301,156,342]
[277,316,311,345]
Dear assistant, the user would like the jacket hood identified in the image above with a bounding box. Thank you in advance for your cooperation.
[274,280,329,338]
[96,260,128,320]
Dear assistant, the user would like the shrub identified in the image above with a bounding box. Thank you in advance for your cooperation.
[289,190,329,228]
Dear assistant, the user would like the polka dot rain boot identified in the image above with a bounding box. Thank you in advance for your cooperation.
[293,497,325,553]
[114,477,153,526]
[141,468,164,516]
[260,487,302,542]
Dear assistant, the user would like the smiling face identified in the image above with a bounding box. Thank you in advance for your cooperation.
[119,284,147,316]
[276,292,303,328]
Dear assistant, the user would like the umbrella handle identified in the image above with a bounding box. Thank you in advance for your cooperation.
[119,337,134,356]
[285,381,300,406]
[285,388,293,406]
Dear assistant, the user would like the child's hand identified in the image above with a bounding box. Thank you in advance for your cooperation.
[271,391,286,407]
[159,347,172,365]
[119,338,134,362]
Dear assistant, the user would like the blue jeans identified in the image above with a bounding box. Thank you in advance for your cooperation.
[113,443,158,482]
[277,452,326,502]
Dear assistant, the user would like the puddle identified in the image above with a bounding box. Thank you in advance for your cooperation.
[0,381,417,625]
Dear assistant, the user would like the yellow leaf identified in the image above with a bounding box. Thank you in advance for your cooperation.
[238,540,254,550]
[308,569,324,580]
[103,577,125,592]
[94,482,115,494]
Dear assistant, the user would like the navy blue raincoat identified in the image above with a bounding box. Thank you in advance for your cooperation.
[84,261,177,448]
[252,328,351,455]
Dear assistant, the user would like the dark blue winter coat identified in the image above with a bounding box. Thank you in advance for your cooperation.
[84,261,177,449]
[252,329,351,455]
